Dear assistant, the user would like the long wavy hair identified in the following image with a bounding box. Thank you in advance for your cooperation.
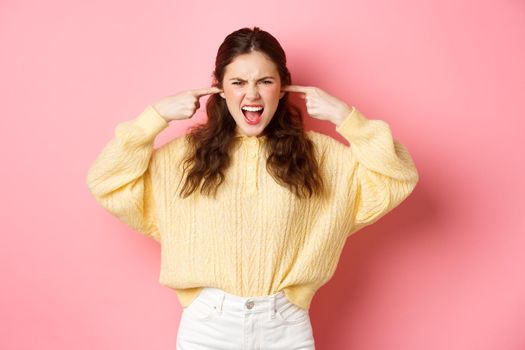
[178,27,325,200]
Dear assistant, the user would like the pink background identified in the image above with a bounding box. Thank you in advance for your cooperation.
[2,0,524,349]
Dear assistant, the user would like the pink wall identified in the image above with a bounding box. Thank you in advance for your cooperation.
[2,0,524,349]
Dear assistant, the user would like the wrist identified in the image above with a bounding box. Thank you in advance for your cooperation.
[151,104,169,122]
[332,104,355,127]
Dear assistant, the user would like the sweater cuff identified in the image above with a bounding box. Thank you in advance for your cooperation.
[134,105,170,137]
[335,106,368,137]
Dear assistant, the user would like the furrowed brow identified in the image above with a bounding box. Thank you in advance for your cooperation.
[229,76,276,81]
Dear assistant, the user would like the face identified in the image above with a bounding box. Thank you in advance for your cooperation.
[219,50,285,137]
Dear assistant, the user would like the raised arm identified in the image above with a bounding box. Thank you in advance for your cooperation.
[335,107,419,235]
[85,105,169,242]
[282,84,419,236]
[86,87,222,242]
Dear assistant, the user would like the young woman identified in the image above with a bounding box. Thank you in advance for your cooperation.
[86,27,419,349]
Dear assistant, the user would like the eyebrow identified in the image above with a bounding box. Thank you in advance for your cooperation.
[229,76,276,81]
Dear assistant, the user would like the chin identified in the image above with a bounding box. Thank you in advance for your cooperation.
[237,124,265,136]
[235,116,267,134]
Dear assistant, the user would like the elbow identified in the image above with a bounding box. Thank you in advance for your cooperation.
[85,172,105,199]
[85,172,98,198]
[392,176,418,210]
[409,165,420,192]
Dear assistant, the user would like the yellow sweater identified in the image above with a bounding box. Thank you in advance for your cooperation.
[86,104,419,310]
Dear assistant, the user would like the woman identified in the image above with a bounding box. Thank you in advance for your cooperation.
[86,27,419,349]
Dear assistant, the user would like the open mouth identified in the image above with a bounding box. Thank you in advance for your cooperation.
[241,106,264,125]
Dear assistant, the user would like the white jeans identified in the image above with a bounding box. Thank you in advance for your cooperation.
[176,287,316,349]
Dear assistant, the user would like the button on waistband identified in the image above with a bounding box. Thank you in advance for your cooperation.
[245,300,254,309]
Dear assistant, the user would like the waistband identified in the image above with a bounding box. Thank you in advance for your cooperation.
[195,287,290,318]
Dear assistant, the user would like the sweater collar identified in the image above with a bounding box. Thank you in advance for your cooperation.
[234,133,268,142]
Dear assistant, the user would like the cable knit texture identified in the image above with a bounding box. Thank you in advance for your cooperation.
[86,104,419,310]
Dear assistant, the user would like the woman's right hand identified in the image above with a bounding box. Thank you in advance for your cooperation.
[151,86,223,122]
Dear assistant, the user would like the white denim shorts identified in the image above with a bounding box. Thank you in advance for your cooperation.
[176,287,315,350]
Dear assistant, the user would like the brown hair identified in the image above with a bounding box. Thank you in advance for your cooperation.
[178,26,325,199]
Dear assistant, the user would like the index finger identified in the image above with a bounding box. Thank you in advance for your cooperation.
[281,85,312,94]
[192,86,223,97]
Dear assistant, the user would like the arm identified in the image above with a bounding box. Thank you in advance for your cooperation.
[86,105,169,242]
[334,107,420,235]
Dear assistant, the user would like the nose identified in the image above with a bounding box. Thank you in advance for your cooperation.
[245,83,260,100]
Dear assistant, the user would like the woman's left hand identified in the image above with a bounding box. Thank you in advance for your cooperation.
[282,85,353,126]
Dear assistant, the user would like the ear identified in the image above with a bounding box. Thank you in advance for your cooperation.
[279,90,285,99]
[212,77,225,98]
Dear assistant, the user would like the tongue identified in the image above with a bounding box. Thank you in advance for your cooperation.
[244,110,262,121]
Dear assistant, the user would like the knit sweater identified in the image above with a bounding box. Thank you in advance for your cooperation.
[86,104,419,310]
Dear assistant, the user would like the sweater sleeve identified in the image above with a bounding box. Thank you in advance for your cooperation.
[86,105,169,243]
[335,106,420,236]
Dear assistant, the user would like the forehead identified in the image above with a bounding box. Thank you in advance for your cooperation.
[224,51,279,78]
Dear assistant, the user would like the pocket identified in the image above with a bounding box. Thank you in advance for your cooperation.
[275,299,310,325]
[182,298,217,322]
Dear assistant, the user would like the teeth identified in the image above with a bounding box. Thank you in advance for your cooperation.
[242,106,263,112]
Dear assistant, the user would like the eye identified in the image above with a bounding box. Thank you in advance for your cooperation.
[261,80,273,85]
[232,81,243,85]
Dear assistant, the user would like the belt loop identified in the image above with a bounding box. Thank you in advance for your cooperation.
[215,292,225,314]
[269,293,277,319]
